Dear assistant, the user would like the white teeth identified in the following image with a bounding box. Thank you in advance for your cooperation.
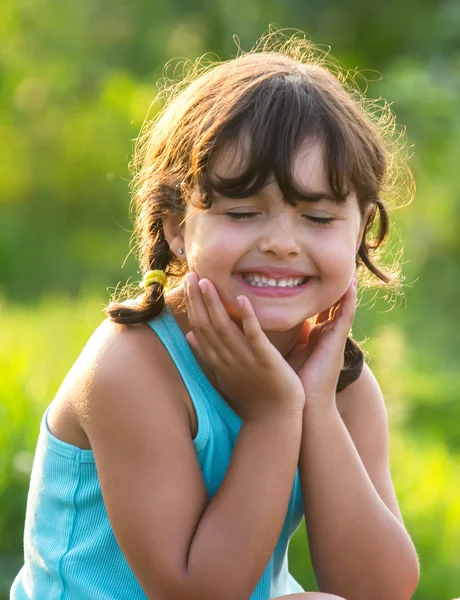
[241,273,307,288]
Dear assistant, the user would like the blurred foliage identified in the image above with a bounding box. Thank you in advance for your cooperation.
[1,0,460,598]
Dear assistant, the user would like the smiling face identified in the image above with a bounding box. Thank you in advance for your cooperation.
[174,139,371,332]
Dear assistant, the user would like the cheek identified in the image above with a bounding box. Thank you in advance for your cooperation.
[186,222,240,275]
[317,232,357,289]
[319,231,355,264]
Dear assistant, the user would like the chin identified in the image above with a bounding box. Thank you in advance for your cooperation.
[253,309,305,332]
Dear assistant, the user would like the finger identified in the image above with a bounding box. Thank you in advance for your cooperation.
[289,325,319,373]
[288,321,312,358]
[197,278,246,362]
[331,302,341,320]
[185,330,218,367]
[339,278,358,332]
[236,295,270,359]
[321,280,357,339]
[288,336,316,372]
[314,307,333,325]
[297,320,312,345]
[185,273,222,356]
[304,324,321,353]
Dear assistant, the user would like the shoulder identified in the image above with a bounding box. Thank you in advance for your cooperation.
[336,361,388,451]
[336,361,404,521]
[55,318,161,406]
[81,318,171,387]
[51,317,191,446]
[85,317,188,408]
[336,361,386,420]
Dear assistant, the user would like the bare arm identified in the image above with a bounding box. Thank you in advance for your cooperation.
[187,414,302,595]
[82,317,303,600]
[298,364,419,600]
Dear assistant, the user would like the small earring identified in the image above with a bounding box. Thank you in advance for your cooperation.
[177,248,184,255]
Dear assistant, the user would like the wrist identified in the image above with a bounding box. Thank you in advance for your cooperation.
[303,396,338,419]
[243,411,304,442]
[245,406,305,423]
[260,393,306,420]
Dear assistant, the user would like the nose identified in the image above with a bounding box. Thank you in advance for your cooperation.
[258,212,301,257]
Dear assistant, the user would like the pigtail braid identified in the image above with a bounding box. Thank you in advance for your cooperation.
[106,225,172,324]
[106,183,184,324]
[357,198,391,283]
[336,336,364,393]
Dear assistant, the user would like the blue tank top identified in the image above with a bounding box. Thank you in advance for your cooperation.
[11,308,305,599]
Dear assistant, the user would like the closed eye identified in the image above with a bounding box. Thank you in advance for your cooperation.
[225,213,335,226]
[225,212,260,220]
[305,216,335,227]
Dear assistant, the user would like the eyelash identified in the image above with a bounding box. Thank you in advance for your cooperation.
[225,213,335,227]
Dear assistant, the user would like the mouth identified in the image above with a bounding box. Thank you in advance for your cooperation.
[240,272,311,288]
[234,271,316,298]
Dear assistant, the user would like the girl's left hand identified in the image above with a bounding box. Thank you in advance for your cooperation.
[286,277,357,410]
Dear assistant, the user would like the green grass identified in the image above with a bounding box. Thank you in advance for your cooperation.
[0,293,106,598]
[1,294,460,599]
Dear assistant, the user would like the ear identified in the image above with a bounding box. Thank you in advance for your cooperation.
[356,203,375,253]
[162,213,186,259]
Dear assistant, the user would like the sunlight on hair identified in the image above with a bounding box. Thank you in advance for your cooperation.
[109,27,415,321]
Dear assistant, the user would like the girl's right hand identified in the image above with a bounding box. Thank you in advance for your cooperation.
[184,272,305,421]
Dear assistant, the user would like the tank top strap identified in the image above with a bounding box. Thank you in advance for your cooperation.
[147,308,242,445]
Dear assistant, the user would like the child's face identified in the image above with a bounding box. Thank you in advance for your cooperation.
[182,140,370,331]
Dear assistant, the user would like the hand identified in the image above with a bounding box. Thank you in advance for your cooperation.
[286,277,357,409]
[184,273,306,421]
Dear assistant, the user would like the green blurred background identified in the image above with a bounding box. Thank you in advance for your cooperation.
[1,0,460,598]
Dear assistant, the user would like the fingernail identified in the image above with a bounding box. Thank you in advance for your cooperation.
[186,273,194,296]
[198,279,207,294]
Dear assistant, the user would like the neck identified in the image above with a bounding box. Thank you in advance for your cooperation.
[262,326,305,357]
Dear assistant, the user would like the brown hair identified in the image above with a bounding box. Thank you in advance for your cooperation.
[106,31,413,392]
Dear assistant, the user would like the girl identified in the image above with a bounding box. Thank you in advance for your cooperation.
[11,34,420,600]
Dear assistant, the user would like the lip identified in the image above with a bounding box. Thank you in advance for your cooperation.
[237,266,311,278]
[235,274,317,297]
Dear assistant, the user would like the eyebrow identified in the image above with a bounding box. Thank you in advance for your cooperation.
[292,189,350,205]
[211,187,350,205]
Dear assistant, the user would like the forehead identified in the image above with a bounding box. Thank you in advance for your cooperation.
[291,141,329,192]
[210,137,331,195]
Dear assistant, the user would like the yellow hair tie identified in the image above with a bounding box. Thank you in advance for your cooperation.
[139,270,168,289]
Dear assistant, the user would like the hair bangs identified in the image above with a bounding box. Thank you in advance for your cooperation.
[323,119,355,204]
[108,31,411,396]
[199,74,326,207]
